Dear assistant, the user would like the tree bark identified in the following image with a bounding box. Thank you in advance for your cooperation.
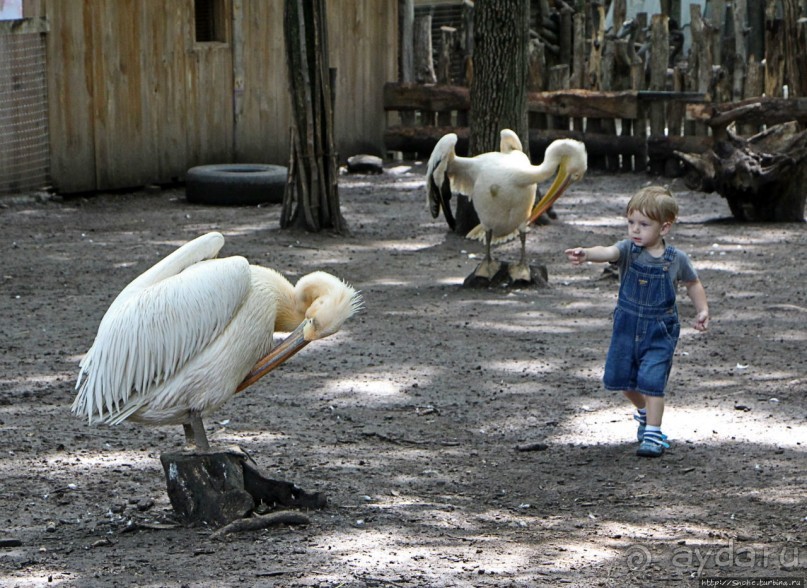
[468,0,529,155]
[456,0,530,235]
[282,0,345,233]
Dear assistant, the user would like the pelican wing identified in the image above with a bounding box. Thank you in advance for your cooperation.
[426,133,458,230]
[73,255,251,424]
[499,129,523,154]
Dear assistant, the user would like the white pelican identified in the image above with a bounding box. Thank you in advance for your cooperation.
[72,232,362,450]
[426,129,587,283]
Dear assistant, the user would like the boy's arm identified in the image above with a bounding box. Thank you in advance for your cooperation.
[565,245,620,266]
[685,279,710,331]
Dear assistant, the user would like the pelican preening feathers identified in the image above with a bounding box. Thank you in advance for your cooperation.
[72,232,362,450]
[426,129,587,284]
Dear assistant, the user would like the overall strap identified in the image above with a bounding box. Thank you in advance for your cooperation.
[663,245,677,263]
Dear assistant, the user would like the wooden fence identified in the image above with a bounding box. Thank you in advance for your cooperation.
[387,1,807,176]
[2,0,397,195]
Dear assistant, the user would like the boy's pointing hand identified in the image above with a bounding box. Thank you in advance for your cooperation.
[565,248,586,265]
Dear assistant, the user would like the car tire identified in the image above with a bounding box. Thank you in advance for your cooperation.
[185,164,287,206]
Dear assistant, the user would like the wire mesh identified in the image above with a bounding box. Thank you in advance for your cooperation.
[0,31,50,195]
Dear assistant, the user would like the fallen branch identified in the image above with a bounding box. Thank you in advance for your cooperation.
[210,511,310,540]
[515,442,549,452]
[361,431,460,446]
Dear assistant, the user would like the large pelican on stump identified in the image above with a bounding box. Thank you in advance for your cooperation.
[426,129,587,285]
[72,232,362,450]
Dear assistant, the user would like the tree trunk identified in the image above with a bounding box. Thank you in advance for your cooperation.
[455,0,529,235]
[281,0,345,233]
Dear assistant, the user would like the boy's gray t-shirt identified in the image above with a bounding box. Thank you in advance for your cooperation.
[614,239,698,285]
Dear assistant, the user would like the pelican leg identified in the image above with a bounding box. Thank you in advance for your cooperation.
[183,413,210,451]
[508,230,533,283]
[473,229,501,280]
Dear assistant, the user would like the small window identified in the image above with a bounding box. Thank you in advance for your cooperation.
[194,0,226,43]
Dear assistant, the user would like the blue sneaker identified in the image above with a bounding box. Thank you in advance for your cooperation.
[636,438,669,457]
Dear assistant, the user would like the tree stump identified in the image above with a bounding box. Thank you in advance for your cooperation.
[160,447,326,527]
[676,121,807,222]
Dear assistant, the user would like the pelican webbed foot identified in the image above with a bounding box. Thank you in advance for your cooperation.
[508,262,533,284]
[474,258,502,280]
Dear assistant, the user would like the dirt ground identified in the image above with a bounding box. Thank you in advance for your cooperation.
[1,162,805,588]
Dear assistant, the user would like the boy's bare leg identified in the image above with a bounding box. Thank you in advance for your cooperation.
[644,395,664,427]
[623,390,645,410]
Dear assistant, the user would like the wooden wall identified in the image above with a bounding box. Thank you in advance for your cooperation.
[38,0,397,194]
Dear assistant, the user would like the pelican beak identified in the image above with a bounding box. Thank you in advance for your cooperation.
[236,320,311,392]
[528,158,572,225]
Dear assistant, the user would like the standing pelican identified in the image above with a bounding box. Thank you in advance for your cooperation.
[426,129,587,284]
[72,232,362,450]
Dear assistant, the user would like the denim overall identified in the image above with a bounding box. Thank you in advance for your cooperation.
[603,244,680,396]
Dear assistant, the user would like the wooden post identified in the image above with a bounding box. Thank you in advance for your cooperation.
[688,5,712,138]
[437,26,457,127]
[585,6,607,169]
[764,2,785,98]
[740,54,763,135]
[731,0,748,102]
[437,26,456,85]
[781,0,807,97]
[708,0,726,66]
[559,5,573,68]
[572,12,586,133]
[414,12,436,126]
[631,12,648,91]
[613,0,627,32]
[527,39,547,130]
[571,12,586,89]
[746,0,765,62]
[414,13,436,84]
[399,0,414,84]
[547,65,570,131]
[399,0,415,128]
[648,14,669,175]
[665,64,685,176]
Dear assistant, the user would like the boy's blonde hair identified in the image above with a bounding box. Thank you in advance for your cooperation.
[626,186,678,224]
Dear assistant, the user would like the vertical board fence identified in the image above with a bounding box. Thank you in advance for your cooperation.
[1,0,397,195]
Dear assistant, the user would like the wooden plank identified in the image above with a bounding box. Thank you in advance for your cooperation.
[44,1,96,192]
[91,0,151,189]
[383,82,469,111]
[648,14,669,174]
[529,90,639,119]
[235,0,289,163]
[327,1,399,157]
[145,0,189,182]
